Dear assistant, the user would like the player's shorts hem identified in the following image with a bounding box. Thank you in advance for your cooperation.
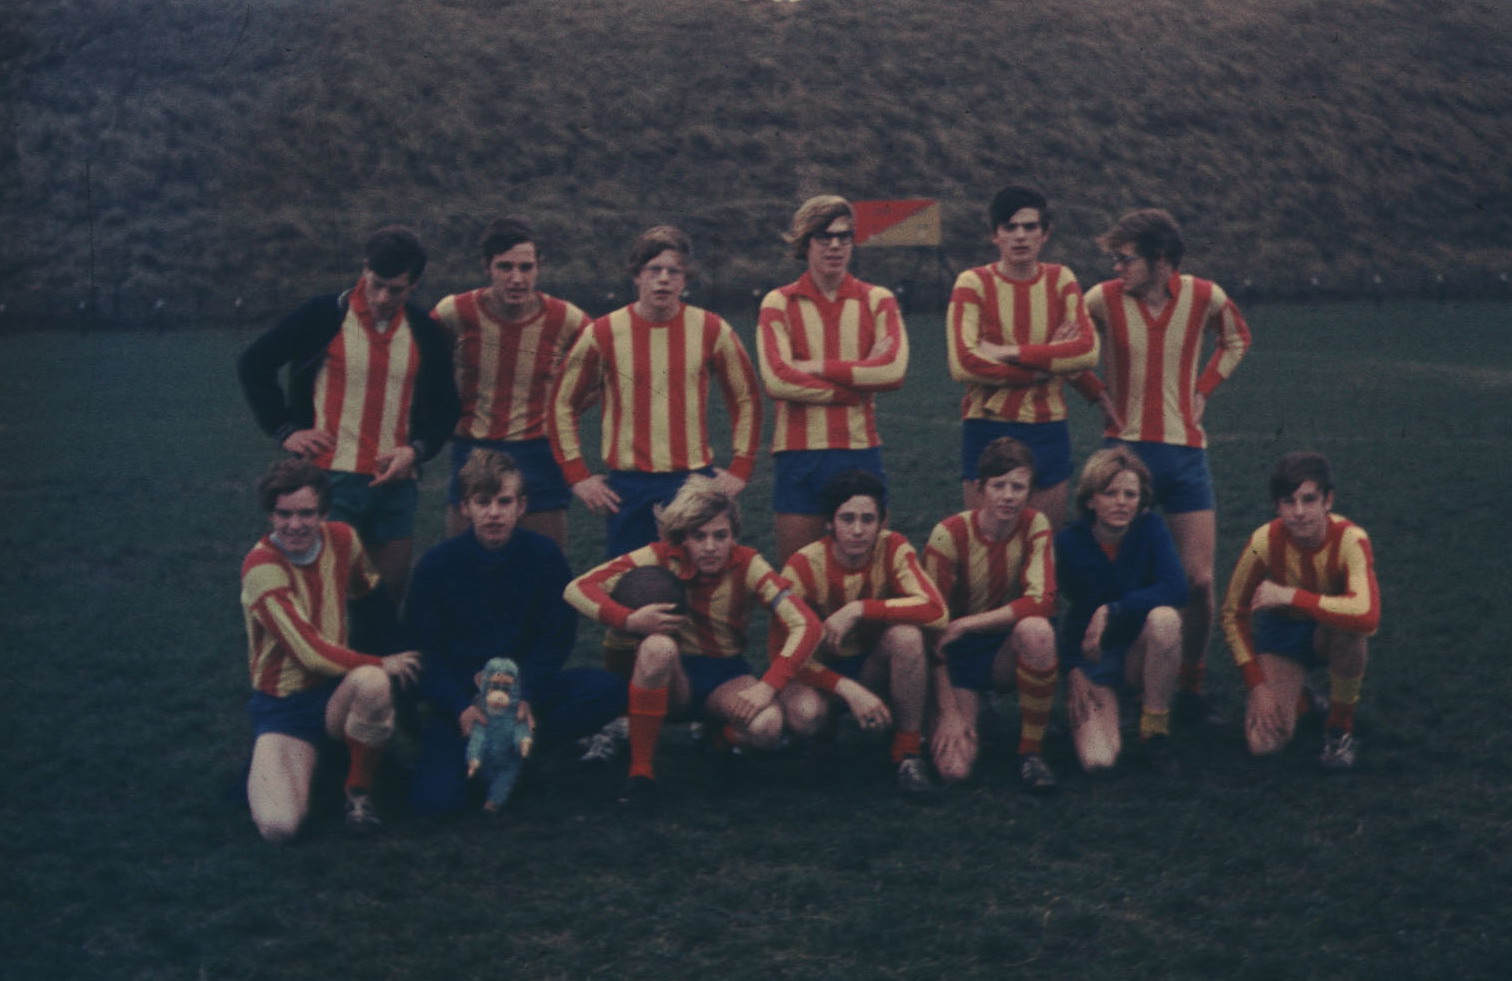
[962,419,1072,487]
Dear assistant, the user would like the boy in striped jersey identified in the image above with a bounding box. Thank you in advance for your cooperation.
[1077,209,1252,724]
[758,195,909,564]
[550,226,761,558]
[564,476,822,814]
[924,438,1059,792]
[433,217,592,548]
[1221,452,1379,769]
[777,470,948,795]
[239,226,460,601]
[947,185,1099,529]
[241,459,421,841]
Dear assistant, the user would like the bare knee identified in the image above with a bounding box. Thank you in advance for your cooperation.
[1012,617,1057,671]
[253,808,303,844]
[743,705,786,750]
[345,664,392,704]
[632,634,680,683]
[1144,606,1182,650]
[880,625,926,665]
[781,687,830,739]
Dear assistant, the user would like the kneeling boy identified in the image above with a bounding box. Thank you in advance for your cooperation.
[924,438,1060,792]
[1221,451,1380,769]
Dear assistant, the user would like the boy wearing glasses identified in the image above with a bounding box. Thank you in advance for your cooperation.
[1077,208,1252,725]
[757,195,910,563]
[947,185,1099,529]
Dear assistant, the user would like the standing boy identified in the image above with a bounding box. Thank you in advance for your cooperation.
[238,226,459,600]
[947,185,1098,527]
[432,218,592,547]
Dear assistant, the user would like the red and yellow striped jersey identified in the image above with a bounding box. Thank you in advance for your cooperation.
[241,522,383,698]
[780,530,947,661]
[549,303,761,484]
[1079,275,1251,447]
[432,290,591,443]
[757,272,908,452]
[564,541,820,690]
[312,285,420,475]
[947,263,1098,424]
[1221,514,1380,688]
[923,508,1056,622]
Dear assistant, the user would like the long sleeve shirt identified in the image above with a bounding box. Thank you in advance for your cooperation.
[549,303,761,484]
[238,288,459,472]
[1221,514,1380,688]
[432,290,592,443]
[923,508,1056,623]
[947,263,1098,424]
[757,272,908,452]
[565,541,820,691]
[405,528,578,718]
[1054,512,1188,660]
[1075,274,1250,448]
[241,522,382,697]
[780,530,948,662]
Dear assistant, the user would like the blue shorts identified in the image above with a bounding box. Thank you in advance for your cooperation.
[605,468,713,558]
[1060,612,1149,689]
[772,447,887,515]
[1253,612,1324,669]
[680,655,753,715]
[961,419,1072,488]
[448,437,571,512]
[826,650,873,682]
[326,470,418,544]
[247,682,337,745]
[943,631,1013,692]
[1105,440,1214,514]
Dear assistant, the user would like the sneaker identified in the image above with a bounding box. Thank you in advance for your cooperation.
[895,756,937,797]
[617,775,658,817]
[1142,735,1185,778]
[1173,690,1223,727]
[579,718,627,767]
[1017,753,1059,794]
[1320,730,1358,771]
[343,788,382,833]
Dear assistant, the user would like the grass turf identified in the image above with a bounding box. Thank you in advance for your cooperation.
[3,301,1511,980]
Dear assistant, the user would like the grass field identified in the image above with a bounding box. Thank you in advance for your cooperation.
[4,301,1512,980]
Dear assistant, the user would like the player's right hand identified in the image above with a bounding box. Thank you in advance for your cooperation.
[381,650,422,687]
[572,474,621,515]
[282,428,335,458]
[625,602,685,636]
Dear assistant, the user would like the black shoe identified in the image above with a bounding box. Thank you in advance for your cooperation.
[617,775,657,817]
[1142,735,1185,778]
[1173,690,1223,727]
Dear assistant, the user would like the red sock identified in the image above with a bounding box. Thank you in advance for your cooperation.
[345,739,380,792]
[891,729,922,763]
[627,684,669,779]
[1178,659,1205,696]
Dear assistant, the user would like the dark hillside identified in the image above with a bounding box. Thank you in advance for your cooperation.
[5,0,1511,324]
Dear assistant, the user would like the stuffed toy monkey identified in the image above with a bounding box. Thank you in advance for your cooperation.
[465,657,534,812]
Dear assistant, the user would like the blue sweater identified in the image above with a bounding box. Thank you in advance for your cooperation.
[404,528,577,719]
[1054,512,1187,661]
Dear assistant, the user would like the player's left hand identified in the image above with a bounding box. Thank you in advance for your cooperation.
[728,681,776,725]
[370,445,418,486]
[710,468,747,498]
[516,699,536,732]
[1081,606,1109,661]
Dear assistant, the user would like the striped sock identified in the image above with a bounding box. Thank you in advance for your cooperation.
[1016,662,1057,755]
[1139,709,1171,741]
[1326,671,1362,732]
